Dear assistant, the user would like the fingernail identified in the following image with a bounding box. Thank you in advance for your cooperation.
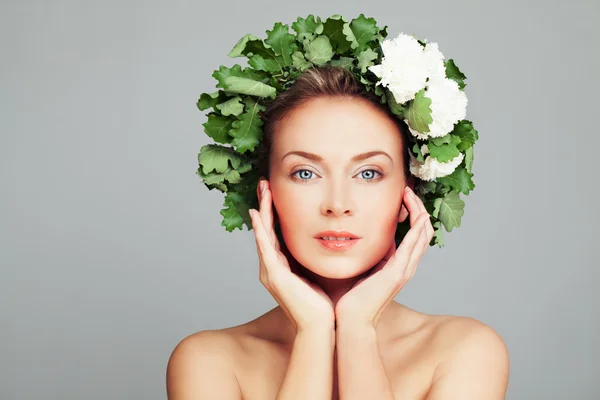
[259,181,264,193]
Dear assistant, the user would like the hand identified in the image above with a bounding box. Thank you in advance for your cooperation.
[250,179,335,333]
[335,186,434,329]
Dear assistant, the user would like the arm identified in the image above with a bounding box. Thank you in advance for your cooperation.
[166,331,243,400]
[425,324,510,399]
[276,327,336,400]
[335,324,395,400]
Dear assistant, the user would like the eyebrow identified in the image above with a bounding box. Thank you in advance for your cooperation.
[281,150,393,163]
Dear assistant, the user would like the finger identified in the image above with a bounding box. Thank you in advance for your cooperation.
[410,189,435,239]
[250,209,278,272]
[384,238,396,261]
[383,213,428,280]
[404,187,423,228]
[405,187,434,239]
[258,181,280,251]
[406,219,429,279]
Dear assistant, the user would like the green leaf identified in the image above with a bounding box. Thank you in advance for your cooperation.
[220,192,245,232]
[265,22,297,67]
[248,54,282,73]
[451,120,479,151]
[304,35,334,65]
[356,48,378,73]
[196,163,242,187]
[430,135,453,146]
[435,181,451,195]
[428,134,461,162]
[465,146,474,174]
[202,113,235,144]
[329,56,355,69]
[322,15,352,54]
[374,25,388,42]
[197,91,229,111]
[445,59,467,90]
[198,177,227,192]
[197,144,250,175]
[229,97,265,153]
[342,13,379,54]
[359,75,374,92]
[405,89,433,133]
[228,34,262,58]
[291,15,324,44]
[412,143,425,163]
[385,88,406,118]
[291,51,312,71]
[229,34,286,71]
[225,76,277,98]
[436,165,475,195]
[212,65,277,98]
[432,191,465,232]
[433,221,444,247]
[420,180,437,195]
[215,96,244,117]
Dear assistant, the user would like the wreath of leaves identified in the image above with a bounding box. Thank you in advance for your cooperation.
[196,13,478,248]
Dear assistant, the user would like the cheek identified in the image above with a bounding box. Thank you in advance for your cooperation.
[361,186,403,226]
[271,183,315,234]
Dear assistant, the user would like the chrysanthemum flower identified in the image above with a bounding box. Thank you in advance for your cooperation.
[368,33,431,104]
[408,151,464,181]
[407,78,468,140]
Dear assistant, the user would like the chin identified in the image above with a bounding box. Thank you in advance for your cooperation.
[285,236,387,280]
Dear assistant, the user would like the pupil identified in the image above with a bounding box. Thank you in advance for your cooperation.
[300,170,311,179]
[363,170,374,179]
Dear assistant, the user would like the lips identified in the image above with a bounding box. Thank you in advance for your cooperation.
[314,230,361,251]
[314,230,360,240]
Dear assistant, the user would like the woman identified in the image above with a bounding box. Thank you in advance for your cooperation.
[166,65,510,399]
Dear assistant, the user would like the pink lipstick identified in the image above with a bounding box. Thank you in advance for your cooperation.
[314,230,361,251]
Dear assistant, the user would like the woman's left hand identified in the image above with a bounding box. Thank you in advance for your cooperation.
[335,186,435,329]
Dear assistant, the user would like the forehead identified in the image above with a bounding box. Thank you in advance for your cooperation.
[272,96,404,161]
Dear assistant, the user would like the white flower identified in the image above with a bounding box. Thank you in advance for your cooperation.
[368,33,431,104]
[420,144,429,155]
[423,42,446,82]
[408,150,464,181]
[406,78,468,140]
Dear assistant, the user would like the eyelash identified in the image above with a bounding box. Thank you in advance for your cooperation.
[290,168,384,183]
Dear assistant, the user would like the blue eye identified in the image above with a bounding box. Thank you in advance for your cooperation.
[360,169,381,180]
[291,169,383,182]
[292,169,315,181]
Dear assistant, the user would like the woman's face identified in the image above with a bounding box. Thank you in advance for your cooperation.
[268,96,407,279]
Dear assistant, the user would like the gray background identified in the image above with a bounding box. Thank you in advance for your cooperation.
[2,0,598,399]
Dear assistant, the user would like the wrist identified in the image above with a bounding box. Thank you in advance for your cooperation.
[296,322,335,337]
[335,318,377,337]
[295,325,336,347]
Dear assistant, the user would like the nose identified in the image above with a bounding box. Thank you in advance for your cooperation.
[320,177,355,217]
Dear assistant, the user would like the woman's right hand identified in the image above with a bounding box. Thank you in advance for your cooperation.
[249,179,335,334]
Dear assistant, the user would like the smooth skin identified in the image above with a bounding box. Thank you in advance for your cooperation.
[166,97,510,399]
[250,181,431,331]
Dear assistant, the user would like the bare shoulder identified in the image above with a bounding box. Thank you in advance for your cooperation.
[429,314,508,353]
[166,329,244,399]
[426,315,510,399]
